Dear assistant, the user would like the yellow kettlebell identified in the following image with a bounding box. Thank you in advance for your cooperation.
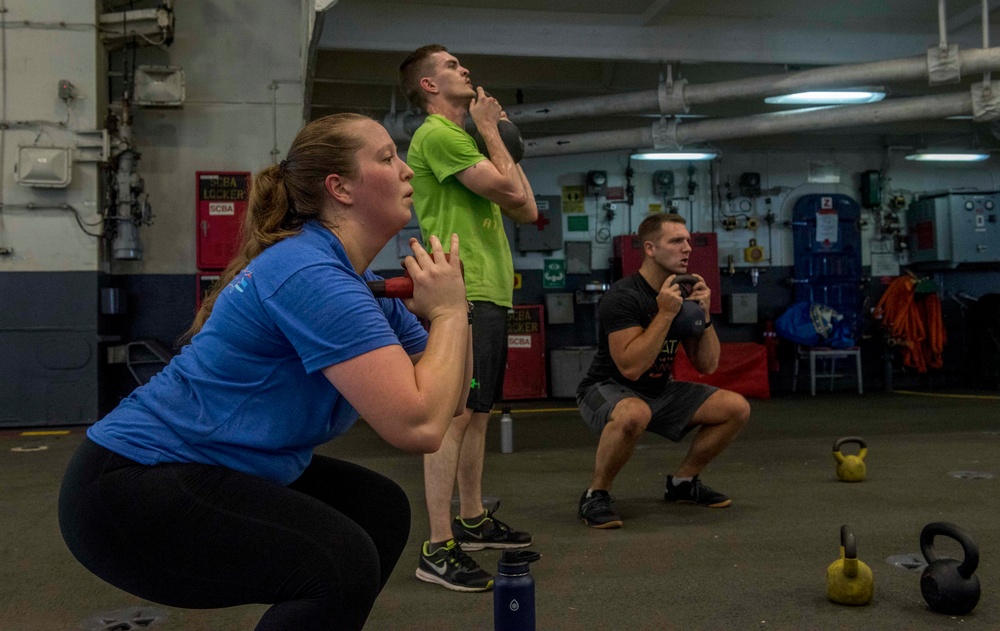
[827,525,874,606]
[833,436,867,482]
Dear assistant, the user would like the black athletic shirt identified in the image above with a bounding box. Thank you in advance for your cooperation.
[578,272,690,399]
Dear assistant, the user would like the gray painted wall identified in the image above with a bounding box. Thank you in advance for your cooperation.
[0,0,309,426]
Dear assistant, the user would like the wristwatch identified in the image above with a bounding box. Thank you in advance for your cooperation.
[703,320,713,329]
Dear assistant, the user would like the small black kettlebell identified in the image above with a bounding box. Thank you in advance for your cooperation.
[464,118,525,163]
[919,522,981,615]
[668,274,705,340]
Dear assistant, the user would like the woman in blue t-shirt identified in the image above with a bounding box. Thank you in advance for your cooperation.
[58,113,472,631]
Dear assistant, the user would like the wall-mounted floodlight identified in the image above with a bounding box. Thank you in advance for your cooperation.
[905,152,990,162]
[631,151,717,161]
[764,90,885,105]
[14,146,72,188]
[134,65,185,107]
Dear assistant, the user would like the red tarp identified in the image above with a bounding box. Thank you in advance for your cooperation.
[673,342,770,399]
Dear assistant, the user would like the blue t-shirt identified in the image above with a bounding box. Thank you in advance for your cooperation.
[88,221,428,485]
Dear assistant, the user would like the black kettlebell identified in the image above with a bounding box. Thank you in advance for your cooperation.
[668,274,705,340]
[464,118,525,163]
[919,522,981,615]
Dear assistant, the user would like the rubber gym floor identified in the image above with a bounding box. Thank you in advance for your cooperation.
[2,391,997,631]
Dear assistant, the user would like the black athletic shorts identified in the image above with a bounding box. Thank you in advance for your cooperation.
[466,301,509,413]
[577,379,717,441]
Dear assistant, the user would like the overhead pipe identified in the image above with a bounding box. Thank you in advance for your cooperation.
[383,46,1000,142]
[513,48,1000,119]
[523,91,974,157]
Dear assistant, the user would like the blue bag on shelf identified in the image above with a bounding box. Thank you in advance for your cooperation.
[775,302,855,348]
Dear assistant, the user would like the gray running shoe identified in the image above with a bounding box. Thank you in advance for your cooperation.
[415,540,494,592]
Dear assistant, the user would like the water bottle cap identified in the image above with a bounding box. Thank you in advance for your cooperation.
[498,549,541,574]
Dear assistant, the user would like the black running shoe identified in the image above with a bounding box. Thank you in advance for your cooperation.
[578,489,623,529]
[664,475,732,507]
[415,540,494,592]
[451,502,532,551]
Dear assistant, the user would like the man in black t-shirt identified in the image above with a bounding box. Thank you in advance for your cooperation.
[576,213,751,528]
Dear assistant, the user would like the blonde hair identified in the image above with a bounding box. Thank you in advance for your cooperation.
[183,113,370,341]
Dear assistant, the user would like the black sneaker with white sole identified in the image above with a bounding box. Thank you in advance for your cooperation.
[578,489,623,529]
[451,502,532,551]
[664,475,732,507]
[415,540,493,592]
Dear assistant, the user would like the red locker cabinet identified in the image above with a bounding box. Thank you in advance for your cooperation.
[197,171,250,270]
[612,232,721,314]
[687,232,722,314]
[503,305,547,400]
[196,273,222,313]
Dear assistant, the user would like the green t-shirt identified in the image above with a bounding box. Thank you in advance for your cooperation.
[407,114,514,308]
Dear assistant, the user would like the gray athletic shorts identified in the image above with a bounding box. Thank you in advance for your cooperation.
[577,379,718,442]
[466,301,509,413]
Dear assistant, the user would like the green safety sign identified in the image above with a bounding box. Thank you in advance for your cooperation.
[543,258,565,288]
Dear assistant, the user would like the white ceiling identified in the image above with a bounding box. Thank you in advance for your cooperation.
[309,0,1000,151]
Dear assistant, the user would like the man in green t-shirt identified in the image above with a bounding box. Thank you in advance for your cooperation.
[400,44,538,593]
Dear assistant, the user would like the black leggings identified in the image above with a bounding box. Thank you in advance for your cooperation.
[58,438,410,631]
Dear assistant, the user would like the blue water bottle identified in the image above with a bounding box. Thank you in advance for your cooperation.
[494,549,541,631]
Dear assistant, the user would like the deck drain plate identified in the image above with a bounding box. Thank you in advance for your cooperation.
[80,607,168,631]
[949,470,995,479]
[887,553,927,571]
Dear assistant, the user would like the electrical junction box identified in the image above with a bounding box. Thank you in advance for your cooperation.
[545,292,574,324]
[906,191,1000,266]
[727,293,758,324]
[653,170,675,197]
[549,346,597,398]
[739,172,761,197]
[585,171,607,196]
[860,170,881,208]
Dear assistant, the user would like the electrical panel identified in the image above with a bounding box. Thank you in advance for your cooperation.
[739,172,761,197]
[860,170,881,208]
[906,191,1000,266]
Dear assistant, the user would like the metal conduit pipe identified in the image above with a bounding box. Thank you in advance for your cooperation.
[939,0,949,50]
[384,47,1000,141]
[982,0,991,88]
[523,92,973,157]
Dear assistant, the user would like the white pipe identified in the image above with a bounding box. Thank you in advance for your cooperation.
[523,92,973,157]
[940,0,948,50]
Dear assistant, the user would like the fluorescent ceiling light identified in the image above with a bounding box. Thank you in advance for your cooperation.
[631,151,717,161]
[905,152,990,162]
[637,113,709,119]
[765,90,885,105]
